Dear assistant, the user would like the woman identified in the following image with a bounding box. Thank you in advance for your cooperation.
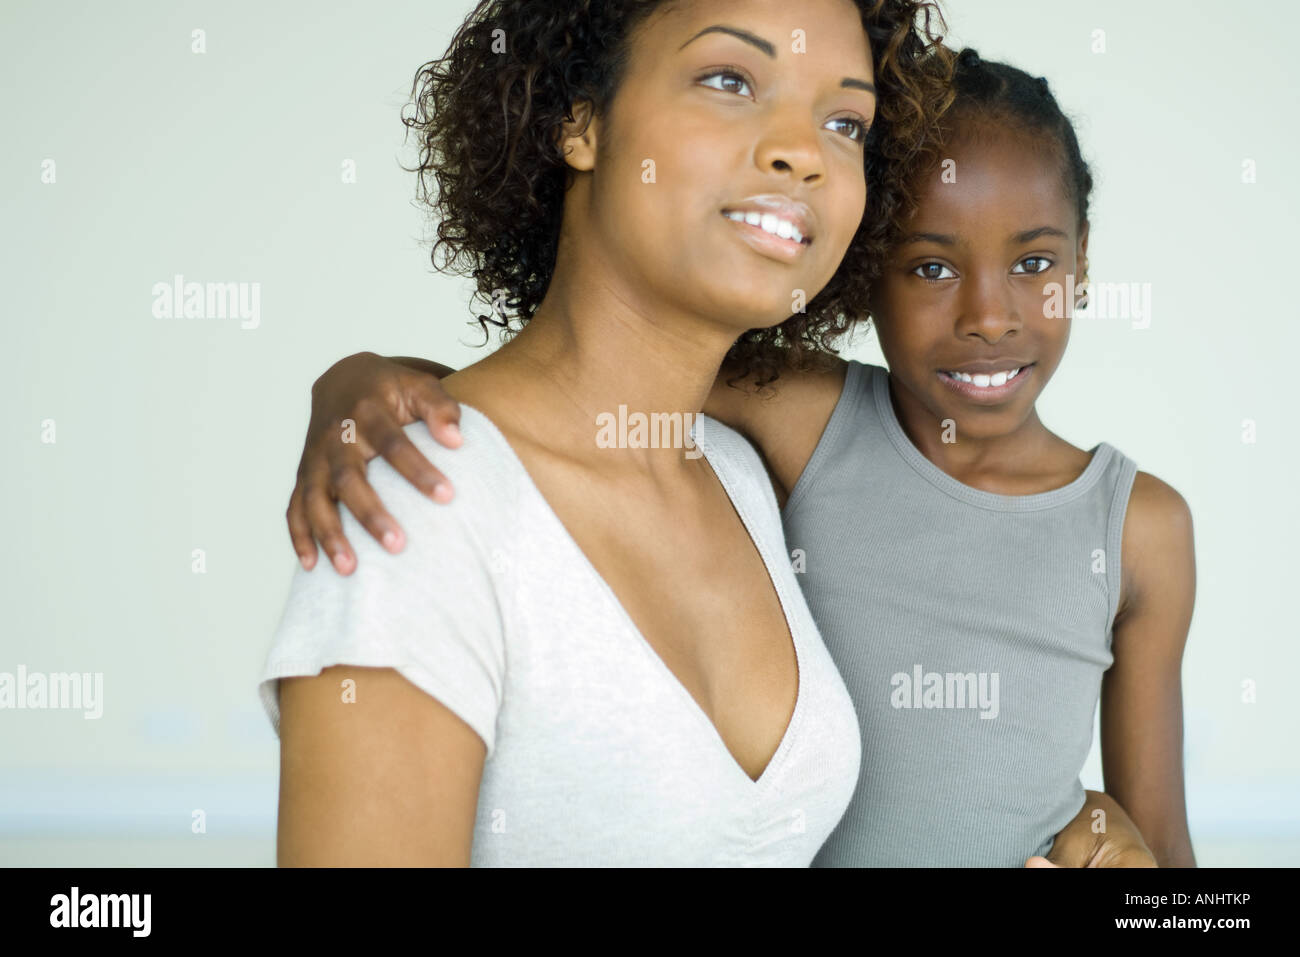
[262,0,951,865]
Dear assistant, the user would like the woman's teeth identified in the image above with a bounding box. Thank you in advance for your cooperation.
[942,366,1026,388]
[723,210,807,244]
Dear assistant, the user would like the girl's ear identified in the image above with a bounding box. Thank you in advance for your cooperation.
[1074,221,1092,313]
[555,99,598,172]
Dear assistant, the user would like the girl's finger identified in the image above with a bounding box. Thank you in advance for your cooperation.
[286,486,319,570]
[332,460,408,553]
[356,405,455,504]
[304,475,357,575]
[408,377,463,451]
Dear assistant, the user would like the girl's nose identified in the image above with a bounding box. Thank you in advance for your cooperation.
[956,275,1022,341]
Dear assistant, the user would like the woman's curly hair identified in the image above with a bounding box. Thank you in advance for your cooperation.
[402,0,955,388]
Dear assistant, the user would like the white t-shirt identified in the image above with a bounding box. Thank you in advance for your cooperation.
[258,403,861,865]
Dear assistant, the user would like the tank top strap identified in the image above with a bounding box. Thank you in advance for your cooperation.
[781,359,876,518]
[1102,444,1140,636]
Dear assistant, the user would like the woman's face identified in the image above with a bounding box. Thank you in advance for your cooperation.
[868,122,1089,440]
[560,0,876,334]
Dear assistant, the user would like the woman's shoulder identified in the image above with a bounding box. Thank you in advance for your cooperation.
[360,409,528,552]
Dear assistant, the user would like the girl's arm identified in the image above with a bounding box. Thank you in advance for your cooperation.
[286,352,464,574]
[286,352,846,572]
[1099,471,1198,866]
[1028,790,1156,867]
[702,356,849,509]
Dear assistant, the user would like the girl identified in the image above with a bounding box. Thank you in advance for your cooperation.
[260,0,956,866]
[284,48,1194,866]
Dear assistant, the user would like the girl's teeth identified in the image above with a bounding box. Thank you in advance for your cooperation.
[944,366,1024,387]
[724,210,805,244]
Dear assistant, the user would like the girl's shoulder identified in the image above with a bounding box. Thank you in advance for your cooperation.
[712,354,849,422]
[1037,434,1190,629]
[1114,468,1195,626]
[708,355,851,500]
[1122,470,1193,570]
[1126,470,1191,519]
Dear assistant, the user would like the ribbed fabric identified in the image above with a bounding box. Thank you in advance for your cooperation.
[782,361,1139,867]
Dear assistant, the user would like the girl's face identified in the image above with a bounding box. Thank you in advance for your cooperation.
[560,0,876,334]
[869,122,1090,440]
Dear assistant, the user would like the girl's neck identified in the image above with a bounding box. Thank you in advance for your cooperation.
[885,369,1067,489]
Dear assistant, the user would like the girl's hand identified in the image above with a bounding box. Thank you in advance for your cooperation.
[286,352,462,574]
[1025,790,1158,867]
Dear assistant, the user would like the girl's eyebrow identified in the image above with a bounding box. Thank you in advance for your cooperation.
[1013,226,1070,243]
[901,227,1070,246]
[901,231,957,246]
[678,24,877,94]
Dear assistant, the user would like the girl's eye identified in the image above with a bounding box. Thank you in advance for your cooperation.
[698,69,753,98]
[913,262,956,281]
[1013,256,1054,275]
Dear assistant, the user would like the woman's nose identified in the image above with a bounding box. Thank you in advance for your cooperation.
[754,111,825,183]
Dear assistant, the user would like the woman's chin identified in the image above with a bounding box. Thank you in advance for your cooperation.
[709,298,803,333]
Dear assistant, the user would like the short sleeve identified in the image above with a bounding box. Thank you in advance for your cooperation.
[258,422,509,758]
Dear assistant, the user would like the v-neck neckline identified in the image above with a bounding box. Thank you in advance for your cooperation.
[458,402,805,790]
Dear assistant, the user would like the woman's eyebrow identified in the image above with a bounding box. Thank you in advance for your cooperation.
[678,24,876,94]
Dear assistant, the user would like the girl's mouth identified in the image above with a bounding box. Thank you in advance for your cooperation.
[936,363,1035,403]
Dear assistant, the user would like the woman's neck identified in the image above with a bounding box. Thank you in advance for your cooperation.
[445,285,739,477]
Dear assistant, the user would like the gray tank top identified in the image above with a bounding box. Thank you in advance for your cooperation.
[782,360,1139,866]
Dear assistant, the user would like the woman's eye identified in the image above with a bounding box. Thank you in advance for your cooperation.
[699,70,753,98]
[1013,256,1054,275]
[700,71,868,144]
[913,262,955,281]
[827,116,870,142]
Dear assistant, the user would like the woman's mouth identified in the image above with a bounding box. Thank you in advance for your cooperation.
[936,363,1035,402]
[721,210,811,263]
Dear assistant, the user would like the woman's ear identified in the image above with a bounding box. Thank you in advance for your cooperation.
[1077,219,1090,271]
[554,99,598,172]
